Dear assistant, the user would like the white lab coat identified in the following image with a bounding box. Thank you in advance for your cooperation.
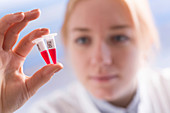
[29,67,170,113]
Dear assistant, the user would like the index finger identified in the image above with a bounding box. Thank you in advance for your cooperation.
[0,12,24,47]
[3,9,41,51]
[13,28,50,58]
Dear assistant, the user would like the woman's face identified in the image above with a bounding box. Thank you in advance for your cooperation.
[67,0,141,102]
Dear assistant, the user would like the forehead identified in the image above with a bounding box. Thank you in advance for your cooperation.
[68,0,133,30]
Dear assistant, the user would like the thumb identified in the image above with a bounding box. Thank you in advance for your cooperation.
[25,63,63,97]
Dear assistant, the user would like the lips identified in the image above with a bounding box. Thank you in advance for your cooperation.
[89,74,119,82]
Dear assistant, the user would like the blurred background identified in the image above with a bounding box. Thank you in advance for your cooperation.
[0,0,170,112]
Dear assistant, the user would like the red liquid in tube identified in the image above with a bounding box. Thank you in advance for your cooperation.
[40,50,50,64]
[42,33,58,64]
[49,48,57,64]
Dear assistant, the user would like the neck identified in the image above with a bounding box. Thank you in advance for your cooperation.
[109,80,137,108]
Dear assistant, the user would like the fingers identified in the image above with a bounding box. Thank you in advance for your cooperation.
[13,28,49,57]
[25,63,63,96]
[3,9,41,51]
[0,12,24,47]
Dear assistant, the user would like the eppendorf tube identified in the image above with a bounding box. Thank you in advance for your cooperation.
[43,33,57,64]
[32,38,51,64]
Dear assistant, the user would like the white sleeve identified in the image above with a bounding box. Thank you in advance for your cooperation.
[28,100,60,113]
[162,68,170,79]
[27,89,81,113]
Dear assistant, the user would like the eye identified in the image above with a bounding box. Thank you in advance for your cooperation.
[110,35,129,43]
[75,36,91,45]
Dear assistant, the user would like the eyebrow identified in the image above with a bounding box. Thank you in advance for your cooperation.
[72,25,131,32]
[72,28,90,32]
[110,25,131,30]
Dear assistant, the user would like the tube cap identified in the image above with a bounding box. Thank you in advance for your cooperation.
[42,33,57,39]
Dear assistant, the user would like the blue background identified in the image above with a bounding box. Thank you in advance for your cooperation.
[0,0,170,112]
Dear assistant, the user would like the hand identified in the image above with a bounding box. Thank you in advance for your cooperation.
[0,9,63,113]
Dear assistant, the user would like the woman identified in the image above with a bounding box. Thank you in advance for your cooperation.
[0,0,170,113]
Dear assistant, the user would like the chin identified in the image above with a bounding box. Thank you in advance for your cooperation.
[89,87,118,101]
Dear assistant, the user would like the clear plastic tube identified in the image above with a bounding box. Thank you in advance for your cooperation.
[32,38,51,64]
[43,33,57,64]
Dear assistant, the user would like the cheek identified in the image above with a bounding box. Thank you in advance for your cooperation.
[115,46,140,79]
[67,44,89,80]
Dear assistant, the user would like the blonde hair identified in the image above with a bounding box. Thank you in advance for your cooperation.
[61,0,159,55]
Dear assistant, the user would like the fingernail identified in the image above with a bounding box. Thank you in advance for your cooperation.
[14,12,24,20]
[31,9,40,13]
[14,12,22,15]
[40,28,48,32]
[14,12,24,16]
[40,29,49,35]
[58,63,64,68]
[54,68,61,73]
[54,64,63,73]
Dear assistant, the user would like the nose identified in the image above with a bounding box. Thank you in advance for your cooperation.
[90,42,112,66]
